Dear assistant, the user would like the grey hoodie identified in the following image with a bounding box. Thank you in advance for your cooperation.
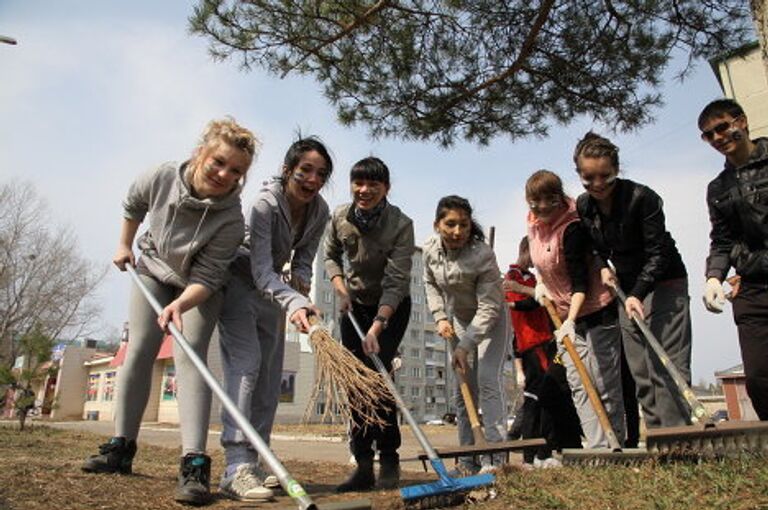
[123,161,245,291]
[422,234,505,352]
[230,178,330,317]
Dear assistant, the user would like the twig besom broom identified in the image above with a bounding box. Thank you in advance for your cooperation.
[303,315,391,429]
[347,311,495,510]
[126,266,370,510]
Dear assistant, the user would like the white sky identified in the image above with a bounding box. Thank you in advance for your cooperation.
[0,2,745,384]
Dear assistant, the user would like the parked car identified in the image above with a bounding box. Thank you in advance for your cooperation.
[711,409,729,422]
[425,418,446,426]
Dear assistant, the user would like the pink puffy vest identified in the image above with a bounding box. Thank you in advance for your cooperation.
[527,198,613,321]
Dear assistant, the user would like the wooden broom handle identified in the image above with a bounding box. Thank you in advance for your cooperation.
[543,298,623,451]
[455,365,487,446]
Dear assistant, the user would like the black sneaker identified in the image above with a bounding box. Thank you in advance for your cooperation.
[175,453,212,506]
[81,437,137,474]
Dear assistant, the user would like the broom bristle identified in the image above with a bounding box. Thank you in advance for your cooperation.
[303,323,392,429]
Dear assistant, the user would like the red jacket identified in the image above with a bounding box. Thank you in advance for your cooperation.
[505,264,552,354]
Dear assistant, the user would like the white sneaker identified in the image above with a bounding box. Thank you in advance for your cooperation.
[478,464,498,475]
[220,464,275,501]
[533,457,562,469]
[263,474,280,489]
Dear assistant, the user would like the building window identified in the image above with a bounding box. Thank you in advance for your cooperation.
[315,402,325,415]
[410,329,420,340]
[86,374,100,402]
[280,372,296,403]
[410,367,421,378]
[162,363,177,401]
[411,386,421,397]
[102,371,116,402]
[411,311,422,322]
[323,270,330,281]
[410,348,420,358]
[323,290,333,304]
[412,293,423,304]
[425,366,435,378]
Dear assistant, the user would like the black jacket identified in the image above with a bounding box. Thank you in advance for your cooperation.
[706,137,768,282]
[576,178,687,300]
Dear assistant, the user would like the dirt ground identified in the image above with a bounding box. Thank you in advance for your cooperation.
[0,424,440,510]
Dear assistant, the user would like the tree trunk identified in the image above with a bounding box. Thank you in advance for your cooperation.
[752,0,768,77]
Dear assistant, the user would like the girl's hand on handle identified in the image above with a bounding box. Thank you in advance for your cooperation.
[113,245,135,271]
[436,319,455,340]
[290,305,322,333]
[625,296,645,321]
[159,300,184,333]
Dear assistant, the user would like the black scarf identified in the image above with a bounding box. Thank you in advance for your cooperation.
[351,199,388,233]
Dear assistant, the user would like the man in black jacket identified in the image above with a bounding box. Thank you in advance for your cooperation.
[700,98,768,420]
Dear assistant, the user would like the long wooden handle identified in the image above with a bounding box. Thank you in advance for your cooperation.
[609,280,709,426]
[543,298,623,451]
[455,366,487,446]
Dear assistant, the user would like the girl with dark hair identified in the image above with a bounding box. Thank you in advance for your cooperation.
[82,118,258,506]
[325,156,414,492]
[423,195,508,474]
[216,137,332,501]
[525,170,625,449]
[574,132,692,430]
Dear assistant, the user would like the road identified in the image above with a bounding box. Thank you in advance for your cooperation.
[48,420,522,472]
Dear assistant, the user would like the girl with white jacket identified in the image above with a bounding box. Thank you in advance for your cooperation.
[423,195,508,474]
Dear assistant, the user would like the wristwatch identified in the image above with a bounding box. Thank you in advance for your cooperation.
[373,315,389,330]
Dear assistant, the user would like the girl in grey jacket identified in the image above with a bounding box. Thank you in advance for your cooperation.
[423,195,509,474]
[82,118,259,506]
[217,138,332,501]
[325,157,415,492]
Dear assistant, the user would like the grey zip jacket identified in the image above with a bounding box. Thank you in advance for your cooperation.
[230,178,330,317]
[422,234,505,352]
[324,202,414,309]
[123,161,245,291]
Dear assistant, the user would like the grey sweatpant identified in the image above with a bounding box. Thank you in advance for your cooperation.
[114,273,221,454]
[449,314,509,468]
[619,278,692,428]
[561,318,625,449]
[217,275,286,469]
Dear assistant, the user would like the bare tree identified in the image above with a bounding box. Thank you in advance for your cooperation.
[752,0,768,74]
[0,181,106,368]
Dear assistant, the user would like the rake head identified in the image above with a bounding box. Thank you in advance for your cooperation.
[561,448,654,467]
[646,421,768,459]
[401,460,495,510]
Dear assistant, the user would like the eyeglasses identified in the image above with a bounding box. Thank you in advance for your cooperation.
[700,116,742,142]
[528,196,561,211]
[580,172,617,189]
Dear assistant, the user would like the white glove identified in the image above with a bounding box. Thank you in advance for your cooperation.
[703,277,726,313]
[534,282,552,305]
[554,318,576,344]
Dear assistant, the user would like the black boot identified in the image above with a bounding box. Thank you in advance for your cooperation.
[175,453,212,506]
[336,457,375,493]
[378,452,400,490]
[82,437,137,474]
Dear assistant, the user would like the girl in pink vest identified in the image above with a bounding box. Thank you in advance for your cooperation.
[525,170,625,449]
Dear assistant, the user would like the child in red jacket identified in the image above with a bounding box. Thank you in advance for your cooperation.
[505,237,582,467]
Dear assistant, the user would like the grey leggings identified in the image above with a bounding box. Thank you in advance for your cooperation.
[114,273,221,454]
[450,315,509,468]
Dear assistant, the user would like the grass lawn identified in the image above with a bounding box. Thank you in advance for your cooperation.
[1,423,766,510]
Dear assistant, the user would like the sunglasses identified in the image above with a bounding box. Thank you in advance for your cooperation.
[700,116,742,142]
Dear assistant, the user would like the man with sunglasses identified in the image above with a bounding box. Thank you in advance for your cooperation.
[700,98,768,420]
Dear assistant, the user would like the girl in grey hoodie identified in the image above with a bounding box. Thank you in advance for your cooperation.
[423,195,509,474]
[217,138,332,501]
[82,118,258,507]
